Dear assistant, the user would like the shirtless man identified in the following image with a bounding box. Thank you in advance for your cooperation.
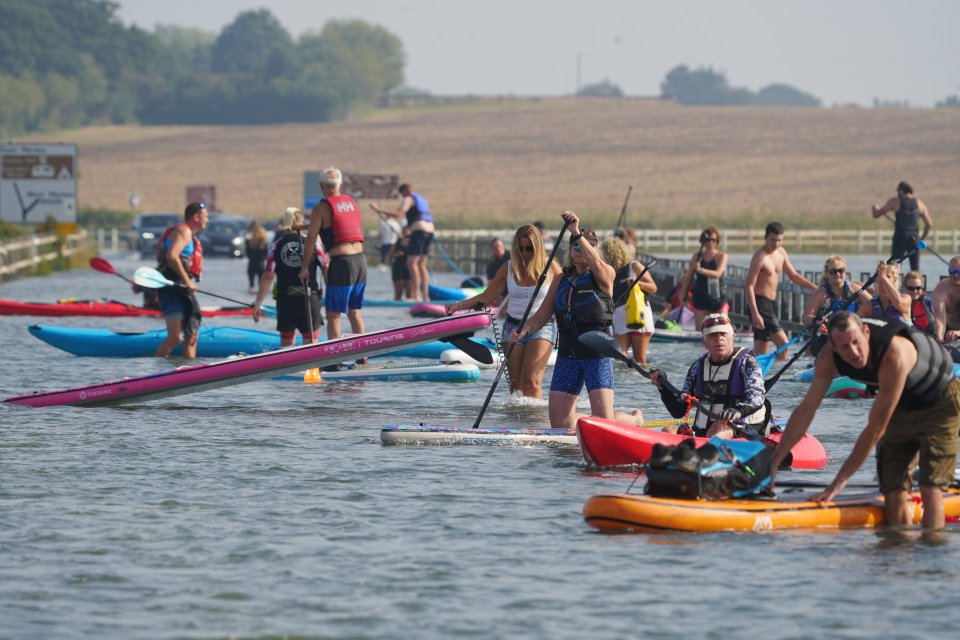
[932,256,960,342]
[745,222,818,356]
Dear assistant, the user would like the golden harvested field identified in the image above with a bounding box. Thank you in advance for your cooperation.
[32,99,960,230]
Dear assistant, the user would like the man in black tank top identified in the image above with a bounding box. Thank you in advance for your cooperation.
[771,311,959,529]
[871,180,933,272]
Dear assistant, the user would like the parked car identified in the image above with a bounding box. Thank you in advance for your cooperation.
[198,214,250,259]
[129,212,182,258]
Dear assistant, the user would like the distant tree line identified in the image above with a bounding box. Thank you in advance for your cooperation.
[660,65,821,106]
[0,0,405,137]
[575,65,820,106]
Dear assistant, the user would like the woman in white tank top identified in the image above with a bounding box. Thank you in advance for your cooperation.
[446,224,562,399]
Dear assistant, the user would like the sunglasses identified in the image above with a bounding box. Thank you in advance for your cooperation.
[570,243,582,253]
[518,244,535,254]
[906,285,924,292]
[701,236,719,243]
[702,315,731,329]
[827,267,845,275]
[950,269,960,276]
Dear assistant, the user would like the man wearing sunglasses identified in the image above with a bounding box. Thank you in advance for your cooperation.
[651,313,768,439]
[771,312,958,529]
[155,202,208,358]
[931,256,960,344]
[903,271,938,338]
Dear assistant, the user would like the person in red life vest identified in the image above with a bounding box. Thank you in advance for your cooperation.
[903,271,938,338]
[252,207,328,346]
[370,183,435,301]
[301,167,366,340]
[155,202,208,358]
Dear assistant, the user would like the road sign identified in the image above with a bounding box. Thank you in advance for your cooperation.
[341,173,399,200]
[186,185,217,211]
[0,143,78,224]
[303,171,399,211]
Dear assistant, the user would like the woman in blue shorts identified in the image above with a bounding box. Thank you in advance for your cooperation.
[513,211,644,429]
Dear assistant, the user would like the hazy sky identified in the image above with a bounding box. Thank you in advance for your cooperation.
[115,0,959,107]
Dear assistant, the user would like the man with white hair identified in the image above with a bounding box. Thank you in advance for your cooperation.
[302,167,366,340]
[651,313,768,439]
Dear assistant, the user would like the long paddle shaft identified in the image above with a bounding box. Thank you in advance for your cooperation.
[918,239,950,267]
[613,260,656,307]
[471,221,571,428]
[132,266,257,309]
[614,186,633,232]
[763,245,917,391]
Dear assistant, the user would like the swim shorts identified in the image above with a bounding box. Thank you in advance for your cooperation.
[325,253,367,314]
[277,289,323,336]
[549,356,614,395]
[502,316,558,346]
[158,287,201,336]
[753,295,782,341]
[877,378,960,493]
[408,230,434,257]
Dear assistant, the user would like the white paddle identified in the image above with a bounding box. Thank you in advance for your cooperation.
[132,267,277,318]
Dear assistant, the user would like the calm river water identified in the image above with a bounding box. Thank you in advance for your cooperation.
[1,252,957,639]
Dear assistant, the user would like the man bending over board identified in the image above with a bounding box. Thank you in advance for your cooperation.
[745,222,817,358]
[770,312,959,529]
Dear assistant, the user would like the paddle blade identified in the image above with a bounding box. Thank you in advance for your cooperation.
[578,330,626,362]
[444,336,494,365]
[132,266,174,289]
[259,304,278,318]
[89,257,117,275]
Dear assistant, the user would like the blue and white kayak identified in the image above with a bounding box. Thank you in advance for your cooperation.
[428,283,481,301]
[381,424,579,446]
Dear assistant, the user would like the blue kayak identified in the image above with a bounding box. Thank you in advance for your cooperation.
[28,324,498,360]
[428,283,481,301]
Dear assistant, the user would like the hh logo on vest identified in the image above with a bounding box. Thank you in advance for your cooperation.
[335,200,357,213]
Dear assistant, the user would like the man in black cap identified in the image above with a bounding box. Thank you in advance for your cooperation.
[872,181,933,272]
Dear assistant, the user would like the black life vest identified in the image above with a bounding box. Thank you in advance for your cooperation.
[832,319,952,410]
[554,269,613,358]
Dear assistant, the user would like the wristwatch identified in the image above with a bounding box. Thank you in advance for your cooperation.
[570,232,583,242]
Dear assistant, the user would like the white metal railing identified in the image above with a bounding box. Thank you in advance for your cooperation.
[0,230,89,279]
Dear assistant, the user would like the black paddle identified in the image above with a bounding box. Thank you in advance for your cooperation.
[580,329,774,443]
[578,330,748,429]
[614,185,632,232]
[612,260,656,307]
[471,220,571,428]
[763,243,918,392]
